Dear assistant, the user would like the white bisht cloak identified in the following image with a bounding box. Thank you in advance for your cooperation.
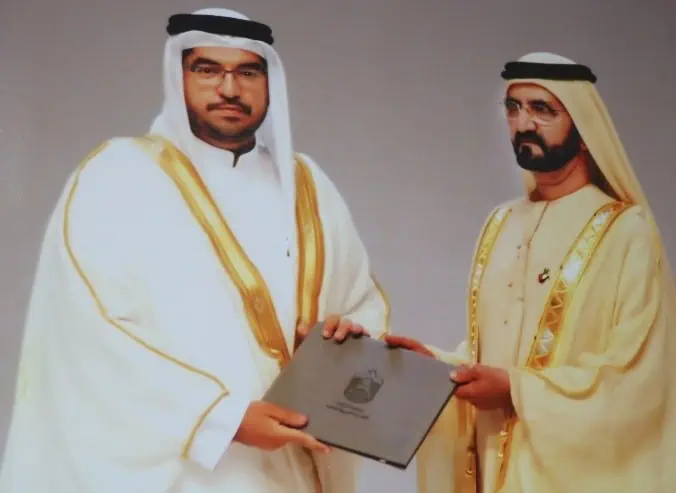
[0,128,389,493]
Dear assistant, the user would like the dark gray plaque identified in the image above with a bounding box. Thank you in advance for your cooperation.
[262,323,458,469]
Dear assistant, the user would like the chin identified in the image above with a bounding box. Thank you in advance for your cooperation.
[215,116,244,125]
[520,149,544,160]
[214,122,246,135]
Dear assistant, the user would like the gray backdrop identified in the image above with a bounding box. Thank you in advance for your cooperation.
[1,0,674,491]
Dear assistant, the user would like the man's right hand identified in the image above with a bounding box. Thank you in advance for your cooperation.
[383,334,435,358]
[233,401,331,453]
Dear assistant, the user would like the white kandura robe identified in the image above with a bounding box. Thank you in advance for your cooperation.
[0,137,389,493]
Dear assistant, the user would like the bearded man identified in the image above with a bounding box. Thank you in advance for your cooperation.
[386,52,676,493]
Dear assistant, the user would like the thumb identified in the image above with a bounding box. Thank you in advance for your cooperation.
[265,403,308,429]
[278,427,331,454]
[450,364,479,383]
[384,335,419,349]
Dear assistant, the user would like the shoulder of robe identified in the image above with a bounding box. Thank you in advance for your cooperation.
[69,136,163,192]
[293,151,364,239]
[493,196,522,213]
[589,203,662,276]
[294,152,332,188]
[294,151,349,207]
[61,136,163,219]
[478,196,522,228]
[75,136,160,182]
[606,203,655,252]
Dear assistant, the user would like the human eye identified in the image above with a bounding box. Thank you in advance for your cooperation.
[238,68,262,78]
[531,102,554,115]
[193,65,220,76]
[504,100,519,113]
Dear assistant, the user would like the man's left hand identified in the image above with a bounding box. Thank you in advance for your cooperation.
[451,364,514,412]
[295,314,369,348]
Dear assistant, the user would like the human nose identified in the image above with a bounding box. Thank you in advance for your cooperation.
[514,107,536,132]
[217,72,241,98]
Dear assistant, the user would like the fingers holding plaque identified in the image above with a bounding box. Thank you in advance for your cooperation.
[263,322,458,469]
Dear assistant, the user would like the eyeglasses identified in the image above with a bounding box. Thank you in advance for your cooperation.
[501,99,567,125]
[186,64,267,87]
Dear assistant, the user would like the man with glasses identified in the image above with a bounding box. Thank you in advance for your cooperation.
[386,51,676,493]
[0,7,390,493]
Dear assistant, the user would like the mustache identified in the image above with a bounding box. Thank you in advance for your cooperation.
[513,131,547,150]
[207,98,252,115]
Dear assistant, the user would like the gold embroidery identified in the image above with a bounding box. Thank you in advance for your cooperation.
[464,206,511,480]
[135,135,305,368]
[493,201,630,491]
[184,391,230,454]
[371,273,391,339]
[469,207,511,364]
[133,136,326,488]
[295,156,326,330]
[272,154,326,493]
[62,139,229,461]
[527,202,629,368]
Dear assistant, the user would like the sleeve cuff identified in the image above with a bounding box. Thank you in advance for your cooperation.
[427,345,466,364]
[427,340,472,365]
[425,344,442,360]
[186,393,251,471]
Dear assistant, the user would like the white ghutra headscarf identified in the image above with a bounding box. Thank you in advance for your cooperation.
[150,7,298,240]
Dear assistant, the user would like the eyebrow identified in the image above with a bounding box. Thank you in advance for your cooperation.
[505,96,556,108]
[526,98,554,106]
[188,57,266,72]
[236,62,267,72]
[189,57,220,67]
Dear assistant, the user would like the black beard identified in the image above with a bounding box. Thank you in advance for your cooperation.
[186,99,269,145]
[512,126,582,172]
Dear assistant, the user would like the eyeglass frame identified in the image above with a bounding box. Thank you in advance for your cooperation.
[501,97,568,125]
[184,61,268,87]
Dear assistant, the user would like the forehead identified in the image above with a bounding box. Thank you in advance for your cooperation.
[185,46,264,65]
[506,83,562,105]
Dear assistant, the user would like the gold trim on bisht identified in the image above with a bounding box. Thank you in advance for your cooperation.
[134,135,326,369]
[464,201,628,491]
[493,201,628,491]
[63,139,230,460]
[465,206,511,481]
[133,134,328,492]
